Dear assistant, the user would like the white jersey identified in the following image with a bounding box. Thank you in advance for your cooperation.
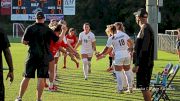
[106,31,130,59]
[79,31,96,54]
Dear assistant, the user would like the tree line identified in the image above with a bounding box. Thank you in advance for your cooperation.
[1,0,180,36]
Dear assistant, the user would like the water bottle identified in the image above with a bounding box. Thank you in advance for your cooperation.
[155,72,161,84]
[162,68,168,87]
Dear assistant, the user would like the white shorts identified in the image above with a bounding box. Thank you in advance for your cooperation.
[113,57,131,66]
[81,50,93,57]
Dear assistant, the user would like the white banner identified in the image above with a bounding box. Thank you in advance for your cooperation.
[63,0,75,15]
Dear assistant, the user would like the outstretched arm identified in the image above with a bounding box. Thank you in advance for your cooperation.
[74,40,82,50]
[3,48,14,82]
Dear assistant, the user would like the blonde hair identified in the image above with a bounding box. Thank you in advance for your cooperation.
[105,24,116,37]
[114,22,125,32]
[49,19,58,30]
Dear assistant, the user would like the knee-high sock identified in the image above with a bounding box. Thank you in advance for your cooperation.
[88,61,91,72]
[82,58,89,78]
[115,71,124,91]
[125,70,133,89]
[54,64,57,81]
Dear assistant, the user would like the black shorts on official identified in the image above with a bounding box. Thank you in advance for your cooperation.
[136,64,153,90]
[23,56,51,78]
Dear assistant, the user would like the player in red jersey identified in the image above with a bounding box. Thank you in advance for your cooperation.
[63,28,79,69]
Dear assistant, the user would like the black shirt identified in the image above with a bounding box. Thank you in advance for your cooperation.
[0,28,10,70]
[23,23,59,61]
[134,23,154,66]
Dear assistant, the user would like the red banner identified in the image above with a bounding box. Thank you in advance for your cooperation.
[0,0,11,15]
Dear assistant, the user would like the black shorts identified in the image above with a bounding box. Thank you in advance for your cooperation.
[23,56,52,78]
[0,70,5,101]
[136,64,153,90]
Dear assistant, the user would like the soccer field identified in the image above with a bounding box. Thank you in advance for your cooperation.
[3,41,180,101]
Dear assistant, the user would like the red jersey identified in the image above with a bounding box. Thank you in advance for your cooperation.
[50,32,68,56]
[66,34,77,48]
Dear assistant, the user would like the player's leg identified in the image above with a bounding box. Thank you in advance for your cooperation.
[87,57,92,73]
[70,55,79,68]
[113,59,124,93]
[107,56,113,72]
[15,59,35,100]
[37,78,45,100]
[63,52,67,68]
[37,61,49,100]
[82,54,89,80]
[178,48,180,62]
[123,57,133,92]
[48,59,55,89]
[87,53,93,73]
[54,51,60,80]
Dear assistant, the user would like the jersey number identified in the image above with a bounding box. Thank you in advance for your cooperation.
[84,39,88,43]
[119,39,125,46]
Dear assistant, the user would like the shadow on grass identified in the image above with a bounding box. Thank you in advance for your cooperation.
[157,59,178,62]
[55,68,144,101]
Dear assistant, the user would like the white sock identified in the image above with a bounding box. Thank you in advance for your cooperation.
[54,64,57,81]
[115,71,124,91]
[123,71,128,88]
[82,58,89,78]
[49,82,53,88]
[125,70,133,89]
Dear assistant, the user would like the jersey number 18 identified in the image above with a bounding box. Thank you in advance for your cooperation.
[119,39,125,46]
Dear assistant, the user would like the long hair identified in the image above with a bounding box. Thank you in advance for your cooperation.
[54,24,62,32]
[105,24,116,39]
[114,22,125,32]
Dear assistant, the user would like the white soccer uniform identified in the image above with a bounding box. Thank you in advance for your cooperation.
[106,31,131,66]
[79,31,96,56]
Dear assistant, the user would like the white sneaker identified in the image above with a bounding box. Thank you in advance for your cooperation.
[15,97,22,101]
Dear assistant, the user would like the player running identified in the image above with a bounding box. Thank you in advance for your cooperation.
[75,23,97,80]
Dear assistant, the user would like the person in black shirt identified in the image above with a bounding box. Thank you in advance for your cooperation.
[15,11,67,101]
[0,27,14,101]
[133,8,154,101]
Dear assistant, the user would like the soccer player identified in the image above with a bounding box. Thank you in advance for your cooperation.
[133,8,154,101]
[105,25,114,72]
[0,26,14,101]
[75,23,97,80]
[63,28,79,69]
[96,23,133,93]
[15,11,67,101]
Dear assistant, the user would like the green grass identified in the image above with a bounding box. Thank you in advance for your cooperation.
[3,41,180,101]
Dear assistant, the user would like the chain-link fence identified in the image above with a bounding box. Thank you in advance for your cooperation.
[157,34,177,53]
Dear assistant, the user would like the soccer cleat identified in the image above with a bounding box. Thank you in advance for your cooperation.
[15,97,22,101]
[49,85,58,92]
[62,66,67,69]
[117,90,125,94]
[84,77,88,80]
